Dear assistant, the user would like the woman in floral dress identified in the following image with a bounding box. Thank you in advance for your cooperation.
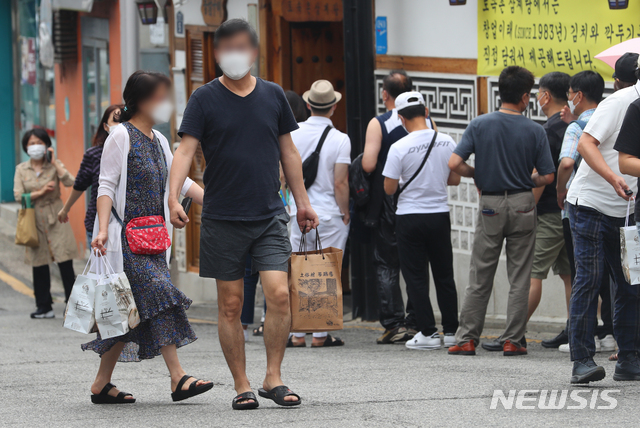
[86,71,211,403]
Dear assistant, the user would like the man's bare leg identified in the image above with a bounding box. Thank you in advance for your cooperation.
[527,277,543,321]
[260,270,298,402]
[560,274,571,317]
[217,279,254,403]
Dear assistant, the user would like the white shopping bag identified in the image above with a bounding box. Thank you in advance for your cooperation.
[63,251,99,334]
[94,255,140,339]
[620,198,640,285]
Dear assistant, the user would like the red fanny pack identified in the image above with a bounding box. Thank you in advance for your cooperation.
[112,209,171,255]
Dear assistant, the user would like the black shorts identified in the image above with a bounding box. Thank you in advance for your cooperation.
[199,213,292,281]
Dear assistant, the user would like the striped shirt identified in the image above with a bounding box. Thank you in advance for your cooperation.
[73,145,103,233]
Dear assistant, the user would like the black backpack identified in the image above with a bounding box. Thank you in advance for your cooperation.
[349,153,370,207]
[302,126,332,189]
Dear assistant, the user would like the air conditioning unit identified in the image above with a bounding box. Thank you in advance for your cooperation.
[52,0,94,12]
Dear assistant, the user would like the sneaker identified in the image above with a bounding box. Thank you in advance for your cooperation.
[613,354,640,381]
[541,330,568,348]
[448,340,476,355]
[503,339,527,356]
[406,327,418,339]
[30,308,54,319]
[377,326,410,344]
[599,334,617,352]
[571,357,606,384]
[443,333,456,348]
[559,337,601,353]
[243,329,250,342]
[405,332,442,350]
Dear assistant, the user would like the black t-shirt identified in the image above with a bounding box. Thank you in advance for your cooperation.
[537,112,568,215]
[178,78,299,220]
[614,98,640,215]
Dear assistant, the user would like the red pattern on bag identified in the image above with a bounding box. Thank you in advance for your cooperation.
[125,215,171,255]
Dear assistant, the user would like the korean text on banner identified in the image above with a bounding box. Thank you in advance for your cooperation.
[478,0,640,78]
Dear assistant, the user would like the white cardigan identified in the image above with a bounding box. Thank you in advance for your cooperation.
[94,124,194,273]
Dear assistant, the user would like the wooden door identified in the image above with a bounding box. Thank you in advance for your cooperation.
[185,26,218,271]
[290,22,346,132]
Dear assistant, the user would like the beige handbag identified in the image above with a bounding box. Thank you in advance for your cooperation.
[15,194,39,247]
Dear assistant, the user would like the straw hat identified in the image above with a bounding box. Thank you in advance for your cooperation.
[302,80,342,109]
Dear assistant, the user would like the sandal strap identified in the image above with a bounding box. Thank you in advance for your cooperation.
[234,391,257,403]
[189,379,203,391]
[271,385,300,399]
[116,391,133,399]
[99,382,116,396]
[175,375,191,393]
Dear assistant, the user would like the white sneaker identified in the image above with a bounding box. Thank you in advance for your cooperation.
[444,333,456,348]
[559,336,601,353]
[405,332,442,350]
[599,334,616,352]
[243,329,250,342]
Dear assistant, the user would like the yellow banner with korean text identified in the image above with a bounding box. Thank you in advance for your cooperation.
[478,0,640,79]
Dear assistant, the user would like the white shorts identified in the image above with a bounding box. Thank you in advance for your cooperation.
[289,215,349,253]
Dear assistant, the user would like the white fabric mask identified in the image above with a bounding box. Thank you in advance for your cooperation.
[27,144,46,160]
[219,51,253,80]
[107,124,117,134]
[537,93,548,113]
[151,100,174,124]
[568,94,581,115]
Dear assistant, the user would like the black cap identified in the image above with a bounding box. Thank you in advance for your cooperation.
[613,52,639,84]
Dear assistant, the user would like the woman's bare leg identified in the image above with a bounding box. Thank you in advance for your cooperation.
[90,342,134,399]
[160,344,211,392]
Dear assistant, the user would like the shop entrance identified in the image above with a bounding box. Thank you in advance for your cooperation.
[81,17,110,149]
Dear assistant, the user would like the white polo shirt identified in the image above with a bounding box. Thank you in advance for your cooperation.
[382,129,456,215]
[567,81,640,218]
[290,116,351,217]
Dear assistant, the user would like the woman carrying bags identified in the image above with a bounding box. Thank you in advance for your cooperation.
[85,71,212,404]
[58,104,123,248]
[13,128,77,319]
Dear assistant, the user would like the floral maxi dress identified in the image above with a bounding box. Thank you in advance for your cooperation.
[82,122,196,362]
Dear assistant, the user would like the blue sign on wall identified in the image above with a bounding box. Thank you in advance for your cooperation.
[176,11,184,35]
[375,16,387,55]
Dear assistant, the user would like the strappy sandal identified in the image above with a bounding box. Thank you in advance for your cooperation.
[232,391,259,410]
[286,336,306,348]
[311,334,344,347]
[91,383,136,404]
[171,375,214,402]
[253,324,264,336]
[258,385,301,407]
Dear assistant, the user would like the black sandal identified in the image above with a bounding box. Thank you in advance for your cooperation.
[258,385,301,407]
[286,336,306,348]
[252,324,264,336]
[91,383,136,404]
[232,391,259,410]
[171,375,214,402]
[311,334,344,347]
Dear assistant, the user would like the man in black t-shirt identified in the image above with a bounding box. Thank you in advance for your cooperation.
[169,19,318,409]
[617,98,640,216]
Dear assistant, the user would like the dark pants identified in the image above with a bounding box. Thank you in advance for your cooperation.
[373,196,416,330]
[562,216,613,338]
[32,260,75,310]
[568,204,640,361]
[396,212,459,336]
[240,255,265,326]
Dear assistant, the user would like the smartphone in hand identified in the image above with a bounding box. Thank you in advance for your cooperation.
[45,149,52,163]
[180,197,192,221]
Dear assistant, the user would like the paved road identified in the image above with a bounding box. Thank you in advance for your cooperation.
[2,235,640,426]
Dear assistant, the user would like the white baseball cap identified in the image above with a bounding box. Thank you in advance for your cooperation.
[395,91,425,113]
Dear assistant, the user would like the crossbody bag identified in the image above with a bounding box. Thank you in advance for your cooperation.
[394,131,438,206]
[302,125,332,189]
[111,135,171,255]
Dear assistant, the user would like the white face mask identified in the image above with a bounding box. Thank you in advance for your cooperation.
[151,100,174,124]
[537,92,548,113]
[27,144,46,160]
[107,124,117,134]
[219,51,253,80]
[568,93,581,115]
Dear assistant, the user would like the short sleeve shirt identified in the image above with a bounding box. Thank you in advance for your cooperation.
[538,112,569,215]
[567,83,640,218]
[178,78,299,220]
[289,116,351,217]
[614,98,640,214]
[383,129,456,215]
[558,108,595,191]
[454,111,555,192]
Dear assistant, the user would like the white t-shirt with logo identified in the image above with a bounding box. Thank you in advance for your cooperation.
[382,129,456,215]
[566,81,640,218]
[289,116,351,218]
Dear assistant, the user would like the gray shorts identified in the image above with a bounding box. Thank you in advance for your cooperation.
[199,212,292,281]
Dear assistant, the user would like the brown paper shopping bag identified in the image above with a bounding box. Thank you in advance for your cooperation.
[15,194,39,247]
[289,230,343,333]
